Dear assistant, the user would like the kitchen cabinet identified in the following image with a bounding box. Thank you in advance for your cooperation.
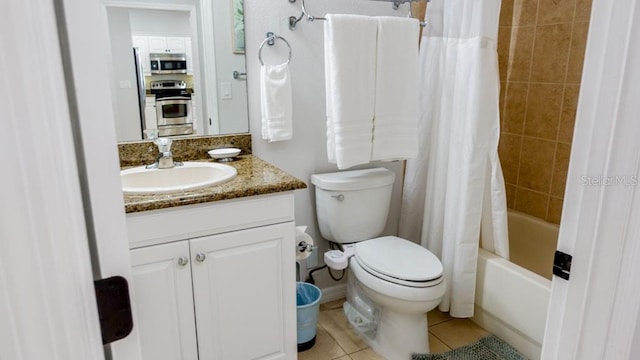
[133,35,192,74]
[127,194,297,360]
[144,95,156,131]
[185,37,193,75]
[148,36,186,54]
[132,36,151,76]
[191,97,198,133]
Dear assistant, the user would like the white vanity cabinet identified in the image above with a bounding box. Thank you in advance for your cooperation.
[127,194,297,360]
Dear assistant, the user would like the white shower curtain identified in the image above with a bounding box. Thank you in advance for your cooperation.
[398,0,508,318]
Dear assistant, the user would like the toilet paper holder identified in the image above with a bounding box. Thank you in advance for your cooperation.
[298,240,313,253]
[296,226,314,262]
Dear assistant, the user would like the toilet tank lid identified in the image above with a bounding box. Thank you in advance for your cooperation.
[311,168,395,191]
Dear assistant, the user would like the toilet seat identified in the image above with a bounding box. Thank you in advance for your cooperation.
[354,236,443,288]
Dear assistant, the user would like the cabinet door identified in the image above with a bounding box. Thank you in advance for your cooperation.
[190,97,197,132]
[166,37,186,53]
[144,96,157,131]
[130,241,198,360]
[131,36,150,76]
[148,36,167,53]
[191,222,297,360]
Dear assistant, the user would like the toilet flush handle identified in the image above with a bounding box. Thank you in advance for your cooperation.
[331,194,345,201]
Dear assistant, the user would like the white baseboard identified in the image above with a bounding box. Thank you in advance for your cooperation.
[319,284,347,304]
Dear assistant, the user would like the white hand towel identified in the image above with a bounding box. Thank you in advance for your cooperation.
[371,16,420,161]
[260,63,293,142]
[324,14,378,169]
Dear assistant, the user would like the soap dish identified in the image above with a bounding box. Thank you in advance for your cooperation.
[208,148,241,162]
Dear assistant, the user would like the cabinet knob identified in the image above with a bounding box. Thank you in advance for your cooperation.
[195,253,206,262]
[177,256,189,266]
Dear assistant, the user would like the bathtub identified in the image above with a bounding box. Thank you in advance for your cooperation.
[472,210,559,360]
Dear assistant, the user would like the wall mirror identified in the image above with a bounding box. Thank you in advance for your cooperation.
[103,0,249,142]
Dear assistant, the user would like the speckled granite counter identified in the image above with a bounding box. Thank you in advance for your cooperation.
[123,155,307,213]
[118,134,253,167]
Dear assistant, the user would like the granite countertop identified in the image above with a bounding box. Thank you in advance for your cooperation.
[123,155,307,213]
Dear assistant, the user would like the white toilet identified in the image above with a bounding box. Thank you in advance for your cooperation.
[311,168,446,359]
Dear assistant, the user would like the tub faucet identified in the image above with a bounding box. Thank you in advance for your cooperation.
[147,138,182,169]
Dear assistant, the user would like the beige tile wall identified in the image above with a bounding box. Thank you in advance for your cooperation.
[497,0,592,224]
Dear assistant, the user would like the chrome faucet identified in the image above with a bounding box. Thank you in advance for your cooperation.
[147,138,182,169]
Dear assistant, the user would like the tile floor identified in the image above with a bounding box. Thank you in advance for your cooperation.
[299,298,490,360]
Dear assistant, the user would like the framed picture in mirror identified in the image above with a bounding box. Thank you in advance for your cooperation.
[232,0,245,54]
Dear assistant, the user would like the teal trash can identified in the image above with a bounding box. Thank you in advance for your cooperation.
[296,282,322,352]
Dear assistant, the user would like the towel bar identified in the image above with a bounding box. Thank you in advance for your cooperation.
[288,0,428,30]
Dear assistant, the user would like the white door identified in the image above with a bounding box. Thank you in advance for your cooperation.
[1,0,106,358]
[46,0,144,358]
[541,0,640,359]
[3,0,141,359]
[131,242,198,360]
[190,223,297,360]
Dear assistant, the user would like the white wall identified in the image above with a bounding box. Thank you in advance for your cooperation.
[244,0,410,289]
[106,7,142,141]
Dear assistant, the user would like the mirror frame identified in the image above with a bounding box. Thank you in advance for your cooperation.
[102,0,222,138]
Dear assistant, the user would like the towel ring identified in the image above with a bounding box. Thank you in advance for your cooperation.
[258,33,292,66]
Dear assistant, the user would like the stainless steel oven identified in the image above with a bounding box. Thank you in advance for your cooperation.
[151,80,193,136]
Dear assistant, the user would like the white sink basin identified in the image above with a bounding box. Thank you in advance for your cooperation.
[121,162,237,194]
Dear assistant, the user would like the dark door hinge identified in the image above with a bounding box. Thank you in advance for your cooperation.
[94,276,134,344]
[553,251,573,280]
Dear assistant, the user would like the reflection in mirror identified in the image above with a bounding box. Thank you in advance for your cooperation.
[104,1,249,142]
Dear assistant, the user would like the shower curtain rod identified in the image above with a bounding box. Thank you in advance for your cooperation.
[288,0,428,30]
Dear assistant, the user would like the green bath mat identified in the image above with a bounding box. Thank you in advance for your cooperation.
[412,335,528,360]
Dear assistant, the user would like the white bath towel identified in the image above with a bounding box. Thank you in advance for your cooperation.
[260,63,293,142]
[324,14,378,169]
[371,16,420,161]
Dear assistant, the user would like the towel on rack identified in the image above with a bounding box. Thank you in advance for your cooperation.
[371,16,420,161]
[324,14,378,169]
[260,62,293,142]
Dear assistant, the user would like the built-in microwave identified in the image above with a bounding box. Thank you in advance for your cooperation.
[149,53,187,74]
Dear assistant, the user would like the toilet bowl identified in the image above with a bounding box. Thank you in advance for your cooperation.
[348,236,446,358]
[311,168,446,359]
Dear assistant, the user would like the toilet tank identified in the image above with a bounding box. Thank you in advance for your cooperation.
[311,168,395,244]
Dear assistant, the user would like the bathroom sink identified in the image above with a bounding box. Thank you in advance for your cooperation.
[121,162,237,195]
